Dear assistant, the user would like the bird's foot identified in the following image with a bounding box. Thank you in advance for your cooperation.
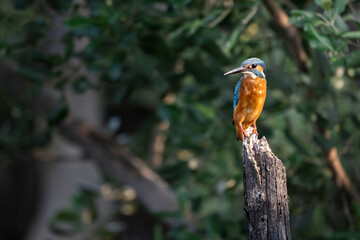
[242,130,249,138]
[239,122,249,138]
[252,122,258,135]
[253,128,258,135]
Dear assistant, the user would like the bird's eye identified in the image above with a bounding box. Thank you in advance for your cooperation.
[252,64,257,68]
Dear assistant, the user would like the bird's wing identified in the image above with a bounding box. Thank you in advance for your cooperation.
[233,77,242,114]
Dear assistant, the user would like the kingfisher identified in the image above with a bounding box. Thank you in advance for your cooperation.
[224,57,267,141]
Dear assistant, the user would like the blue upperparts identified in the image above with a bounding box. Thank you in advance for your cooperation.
[233,77,242,114]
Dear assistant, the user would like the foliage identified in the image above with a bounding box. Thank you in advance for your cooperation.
[1,0,360,239]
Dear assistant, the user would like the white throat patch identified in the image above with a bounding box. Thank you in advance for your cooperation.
[243,71,256,79]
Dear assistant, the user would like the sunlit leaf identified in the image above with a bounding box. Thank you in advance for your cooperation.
[342,31,360,39]
[315,0,333,10]
[291,10,317,19]
[333,14,349,33]
[333,0,349,15]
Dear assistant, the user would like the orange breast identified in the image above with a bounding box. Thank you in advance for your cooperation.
[233,76,267,129]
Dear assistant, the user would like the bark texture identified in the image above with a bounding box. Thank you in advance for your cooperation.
[242,129,291,240]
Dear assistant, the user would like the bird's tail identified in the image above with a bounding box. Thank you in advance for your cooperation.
[236,126,243,141]
[236,123,251,141]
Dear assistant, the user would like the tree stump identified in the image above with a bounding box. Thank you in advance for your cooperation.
[242,128,291,240]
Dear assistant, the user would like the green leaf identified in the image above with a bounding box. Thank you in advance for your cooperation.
[0,8,34,39]
[49,209,81,236]
[201,40,229,65]
[342,31,360,39]
[47,99,69,127]
[107,63,122,81]
[315,0,333,10]
[284,129,311,156]
[63,17,96,28]
[225,27,242,52]
[153,224,163,240]
[333,0,349,15]
[346,49,360,68]
[333,14,349,33]
[192,102,215,120]
[291,10,316,19]
[53,210,80,222]
[332,38,346,52]
[200,197,230,217]
[290,10,318,27]
[188,19,203,36]
[157,105,182,122]
[304,24,333,51]
[332,57,346,69]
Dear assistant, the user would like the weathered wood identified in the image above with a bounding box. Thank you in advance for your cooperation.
[242,128,291,240]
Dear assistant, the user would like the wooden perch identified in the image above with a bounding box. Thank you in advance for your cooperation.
[242,128,291,240]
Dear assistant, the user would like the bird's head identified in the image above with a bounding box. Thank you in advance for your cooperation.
[224,57,266,79]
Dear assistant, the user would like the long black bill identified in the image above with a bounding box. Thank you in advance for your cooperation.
[224,66,247,76]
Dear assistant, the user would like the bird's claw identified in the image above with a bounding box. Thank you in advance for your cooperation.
[252,122,258,135]
[253,128,258,135]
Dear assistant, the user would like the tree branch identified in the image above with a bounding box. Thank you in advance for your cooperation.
[326,147,360,204]
[263,0,308,72]
[0,65,191,229]
[58,118,190,228]
[149,121,169,168]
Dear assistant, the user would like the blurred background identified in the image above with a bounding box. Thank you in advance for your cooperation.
[1,0,360,239]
